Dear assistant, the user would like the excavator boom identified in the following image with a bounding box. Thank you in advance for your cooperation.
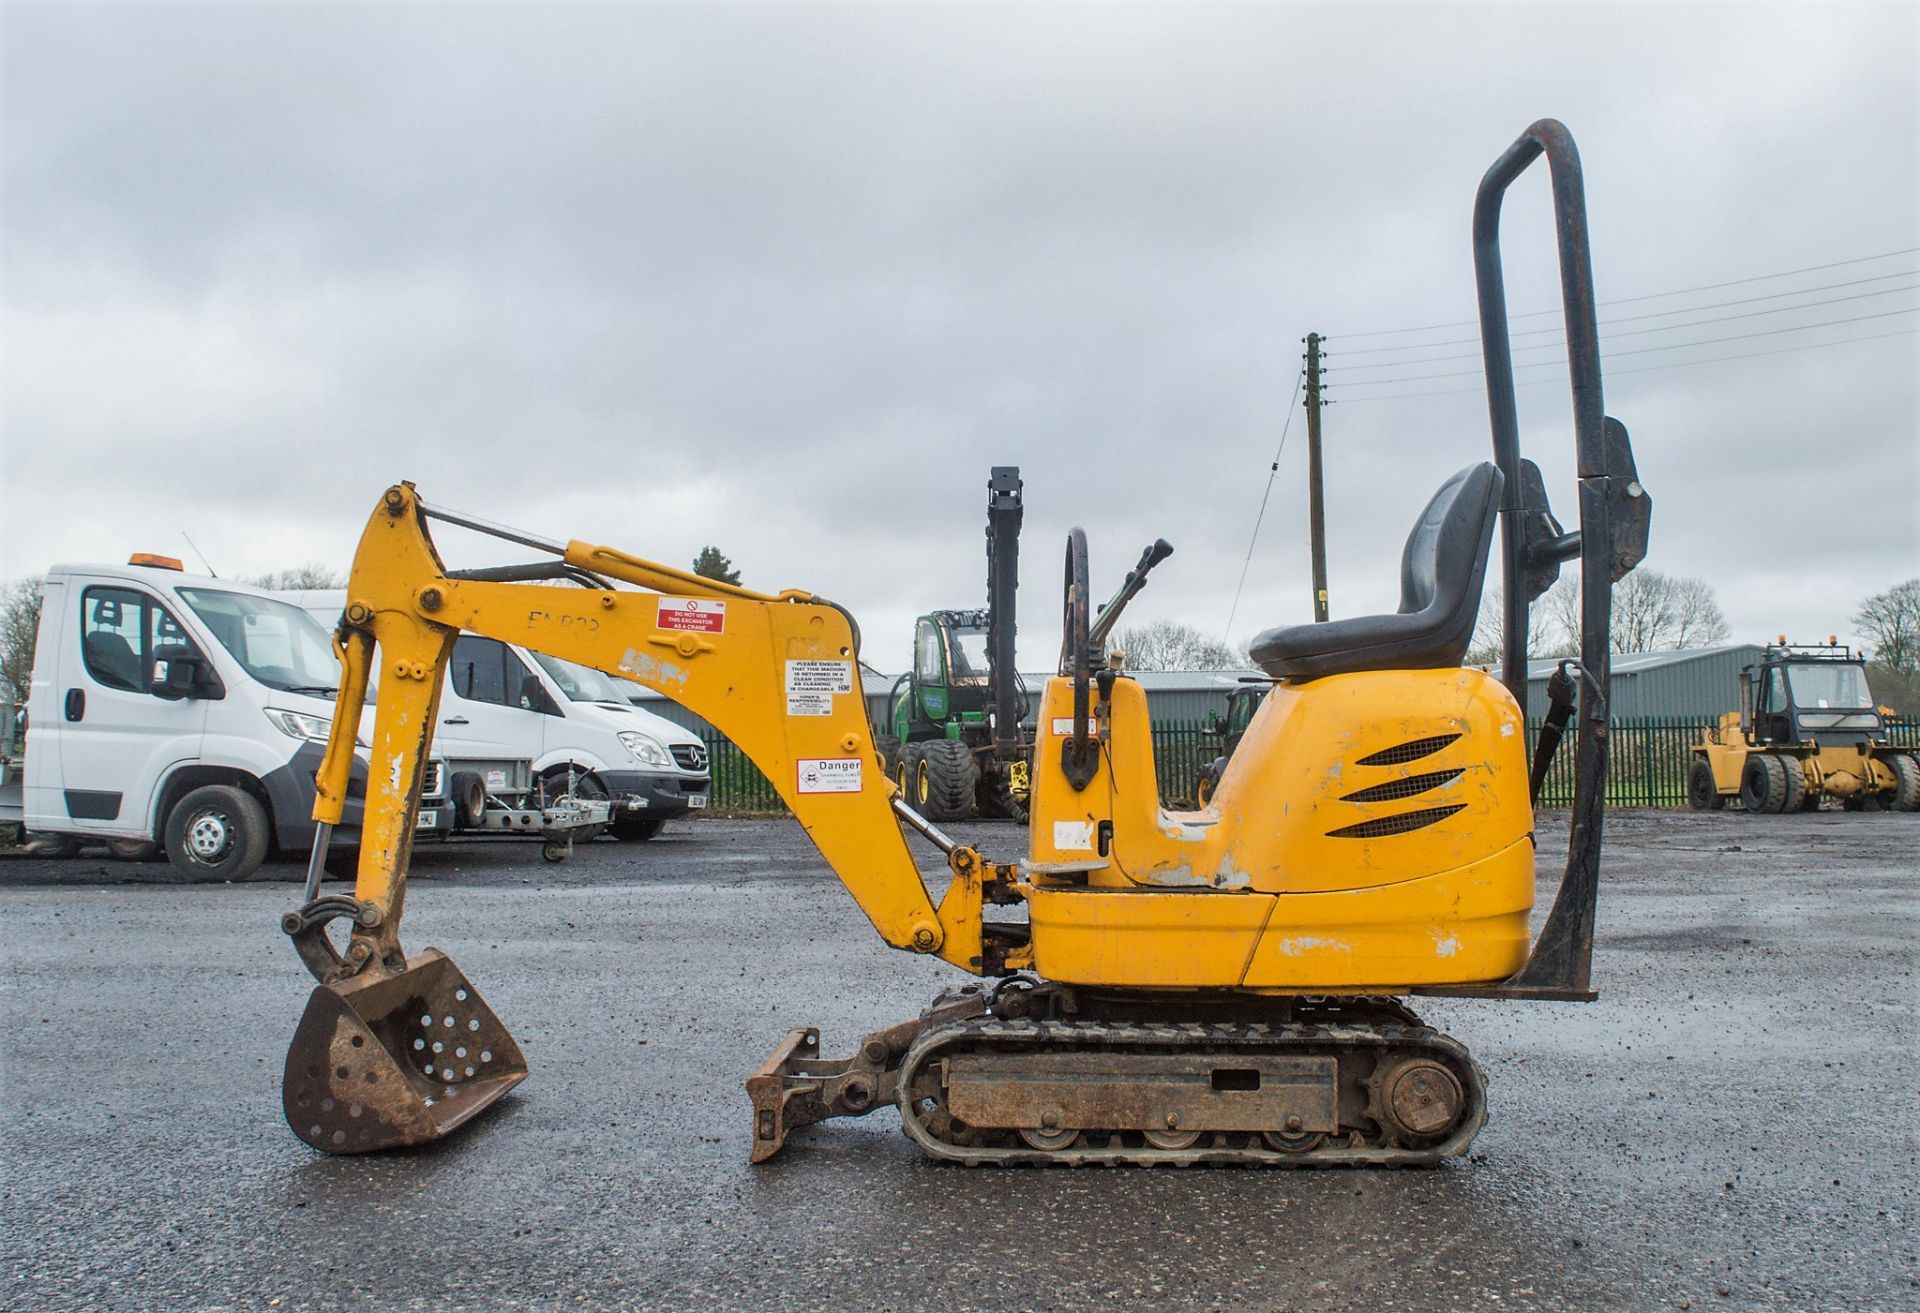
[281,483,1011,1154]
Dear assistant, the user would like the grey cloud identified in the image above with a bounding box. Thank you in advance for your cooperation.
[3,2,1914,670]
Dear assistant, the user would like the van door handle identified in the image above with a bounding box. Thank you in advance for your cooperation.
[441,715,470,725]
[64,689,85,722]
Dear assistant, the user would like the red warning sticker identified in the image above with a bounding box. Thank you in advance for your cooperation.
[657,598,727,633]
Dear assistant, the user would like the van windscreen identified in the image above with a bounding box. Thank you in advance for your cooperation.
[179,589,341,696]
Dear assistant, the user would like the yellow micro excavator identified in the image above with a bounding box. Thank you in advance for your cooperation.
[281,119,1651,1166]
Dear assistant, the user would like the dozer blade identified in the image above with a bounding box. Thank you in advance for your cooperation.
[283,948,526,1154]
[745,1028,831,1164]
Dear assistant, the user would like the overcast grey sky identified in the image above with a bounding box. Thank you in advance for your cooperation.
[3,1,1915,671]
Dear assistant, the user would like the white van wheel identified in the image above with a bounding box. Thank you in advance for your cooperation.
[165,785,270,882]
[612,815,665,842]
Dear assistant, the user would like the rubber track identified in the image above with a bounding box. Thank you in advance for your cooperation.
[896,1016,1487,1167]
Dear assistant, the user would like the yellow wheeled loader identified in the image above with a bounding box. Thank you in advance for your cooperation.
[1690,641,1919,812]
[280,119,1651,1166]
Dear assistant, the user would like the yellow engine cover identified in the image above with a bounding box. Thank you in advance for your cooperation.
[1023,668,1535,992]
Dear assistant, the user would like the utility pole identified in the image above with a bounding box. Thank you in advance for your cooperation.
[1303,331,1329,622]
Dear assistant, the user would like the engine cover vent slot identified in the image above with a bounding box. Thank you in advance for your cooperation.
[1326,805,1465,840]
[1356,734,1461,767]
[1340,769,1464,804]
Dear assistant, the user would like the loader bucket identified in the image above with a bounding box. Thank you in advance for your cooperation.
[282,948,527,1154]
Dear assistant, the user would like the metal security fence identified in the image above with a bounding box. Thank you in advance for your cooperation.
[700,732,784,815]
[699,718,1920,816]
[1528,717,1713,809]
[1152,720,1215,809]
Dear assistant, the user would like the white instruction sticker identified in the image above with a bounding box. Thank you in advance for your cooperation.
[786,693,833,716]
[1053,821,1096,851]
[1050,717,1083,737]
[786,660,854,694]
[797,758,863,794]
[658,597,727,633]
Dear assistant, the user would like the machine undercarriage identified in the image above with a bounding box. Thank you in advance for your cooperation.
[750,982,1485,1166]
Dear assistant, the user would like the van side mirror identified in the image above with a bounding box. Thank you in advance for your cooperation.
[151,644,223,702]
[518,676,562,717]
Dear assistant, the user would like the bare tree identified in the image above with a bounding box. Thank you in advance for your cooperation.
[0,577,45,704]
[1613,569,1730,651]
[1659,575,1733,649]
[1111,619,1246,671]
[1536,575,1585,658]
[1853,578,1920,677]
[250,562,346,590]
[1465,584,1558,666]
[249,562,346,591]
[1529,568,1729,655]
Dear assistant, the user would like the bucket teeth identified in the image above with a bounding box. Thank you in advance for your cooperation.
[282,948,527,1154]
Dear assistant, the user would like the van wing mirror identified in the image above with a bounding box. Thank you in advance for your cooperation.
[151,643,223,701]
[518,676,562,717]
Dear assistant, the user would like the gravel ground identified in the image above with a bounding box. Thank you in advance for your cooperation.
[1,809,1914,1312]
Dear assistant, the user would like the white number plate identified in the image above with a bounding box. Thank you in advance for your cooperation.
[687,794,709,810]
[415,810,439,830]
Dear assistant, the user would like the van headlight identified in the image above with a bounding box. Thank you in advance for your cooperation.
[618,730,672,768]
[266,709,333,743]
[265,708,368,747]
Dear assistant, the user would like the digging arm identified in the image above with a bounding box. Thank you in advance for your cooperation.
[301,484,996,981]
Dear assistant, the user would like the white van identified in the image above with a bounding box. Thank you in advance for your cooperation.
[0,558,453,879]
[289,592,710,841]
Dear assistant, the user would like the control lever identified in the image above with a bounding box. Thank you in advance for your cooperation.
[1088,539,1174,654]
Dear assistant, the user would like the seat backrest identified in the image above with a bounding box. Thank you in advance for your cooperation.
[84,630,142,691]
[1398,462,1501,622]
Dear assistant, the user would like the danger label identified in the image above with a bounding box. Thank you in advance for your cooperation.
[797,758,863,794]
[786,660,853,694]
[786,693,833,717]
[658,598,726,633]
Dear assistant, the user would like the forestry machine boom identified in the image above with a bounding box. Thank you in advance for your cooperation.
[281,118,1650,1165]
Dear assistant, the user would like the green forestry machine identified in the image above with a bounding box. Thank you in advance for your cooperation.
[881,467,1033,821]
[1194,681,1270,806]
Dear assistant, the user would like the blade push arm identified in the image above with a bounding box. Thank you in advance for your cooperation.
[310,484,993,978]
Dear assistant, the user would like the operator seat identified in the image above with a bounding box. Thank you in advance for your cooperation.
[1249,462,1503,681]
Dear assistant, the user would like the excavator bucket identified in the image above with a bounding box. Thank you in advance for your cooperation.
[282,948,527,1154]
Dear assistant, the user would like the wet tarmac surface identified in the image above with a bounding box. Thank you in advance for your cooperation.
[2,810,1915,1312]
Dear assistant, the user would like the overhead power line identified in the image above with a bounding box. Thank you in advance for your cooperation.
[1330,247,1920,341]
[1329,280,1919,371]
[1225,370,1305,642]
[1328,304,1919,388]
[1329,326,1920,404]
[1329,269,1920,358]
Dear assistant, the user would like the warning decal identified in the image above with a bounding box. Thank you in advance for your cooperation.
[1051,717,1083,737]
[658,598,726,633]
[785,660,854,694]
[786,693,833,716]
[797,758,863,794]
